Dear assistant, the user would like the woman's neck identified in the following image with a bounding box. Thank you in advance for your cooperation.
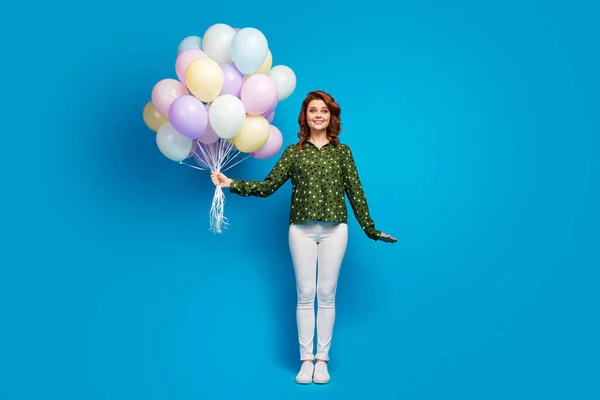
[309,130,328,145]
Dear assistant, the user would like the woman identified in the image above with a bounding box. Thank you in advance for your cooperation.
[211,90,396,384]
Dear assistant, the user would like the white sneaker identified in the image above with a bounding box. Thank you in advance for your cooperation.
[313,361,330,384]
[295,361,314,384]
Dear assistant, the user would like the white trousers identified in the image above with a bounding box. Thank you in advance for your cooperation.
[288,221,348,361]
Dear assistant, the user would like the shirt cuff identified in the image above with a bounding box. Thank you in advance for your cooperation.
[365,226,381,241]
[229,179,240,194]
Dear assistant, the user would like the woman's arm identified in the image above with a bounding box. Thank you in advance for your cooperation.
[225,145,294,198]
[342,145,382,241]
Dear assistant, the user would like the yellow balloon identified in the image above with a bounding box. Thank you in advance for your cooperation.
[143,101,168,132]
[185,57,224,102]
[250,49,272,76]
[233,115,270,152]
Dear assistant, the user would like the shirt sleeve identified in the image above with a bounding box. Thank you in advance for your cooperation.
[343,145,381,241]
[229,145,293,198]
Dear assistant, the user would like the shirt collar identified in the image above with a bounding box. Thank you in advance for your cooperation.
[305,141,333,149]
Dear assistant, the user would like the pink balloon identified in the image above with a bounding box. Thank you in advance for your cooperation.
[198,104,220,144]
[151,78,189,117]
[251,125,283,159]
[175,48,207,87]
[240,74,278,115]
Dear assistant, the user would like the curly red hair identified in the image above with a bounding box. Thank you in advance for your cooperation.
[297,90,342,149]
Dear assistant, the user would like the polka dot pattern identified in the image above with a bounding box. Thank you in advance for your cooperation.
[229,141,381,240]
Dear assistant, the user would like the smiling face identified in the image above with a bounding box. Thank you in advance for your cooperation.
[306,100,330,132]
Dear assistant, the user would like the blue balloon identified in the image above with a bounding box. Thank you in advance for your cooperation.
[231,28,268,75]
[177,36,203,55]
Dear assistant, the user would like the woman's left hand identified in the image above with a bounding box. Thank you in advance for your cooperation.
[379,233,397,243]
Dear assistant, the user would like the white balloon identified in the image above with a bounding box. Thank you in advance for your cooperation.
[202,23,236,63]
[156,122,193,161]
[268,65,297,101]
[208,94,247,139]
[231,27,269,75]
[177,35,202,55]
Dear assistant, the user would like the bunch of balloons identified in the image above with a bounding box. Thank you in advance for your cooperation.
[142,23,297,233]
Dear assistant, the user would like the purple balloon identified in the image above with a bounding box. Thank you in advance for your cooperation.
[168,95,208,140]
[262,107,275,122]
[240,74,278,115]
[251,125,283,159]
[219,63,244,97]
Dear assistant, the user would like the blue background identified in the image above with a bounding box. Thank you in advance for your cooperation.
[2,0,599,399]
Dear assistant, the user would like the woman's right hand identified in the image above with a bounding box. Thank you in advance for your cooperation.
[211,171,232,188]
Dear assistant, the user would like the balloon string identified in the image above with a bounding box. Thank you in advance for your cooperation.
[179,160,207,170]
[196,141,216,170]
[209,186,228,233]
[215,140,225,170]
[221,149,239,170]
[184,139,251,172]
[190,148,211,169]
[218,140,235,171]
[181,138,252,234]
[223,154,251,172]
[209,140,219,168]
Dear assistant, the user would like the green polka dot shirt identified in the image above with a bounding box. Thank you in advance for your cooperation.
[229,141,382,241]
